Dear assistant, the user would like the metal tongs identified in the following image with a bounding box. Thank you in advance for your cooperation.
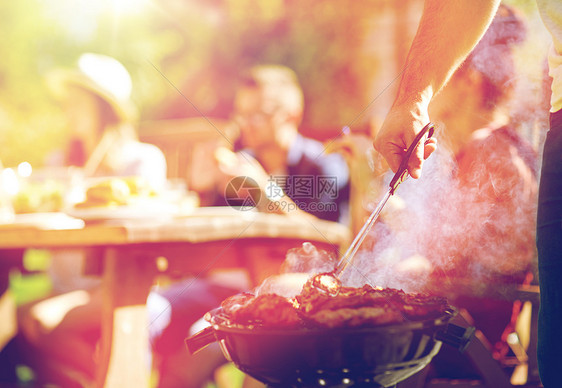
[312,122,435,296]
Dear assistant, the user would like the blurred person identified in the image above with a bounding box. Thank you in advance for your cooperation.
[46,52,166,186]
[191,64,350,222]
[7,53,167,386]
[373,1,561,386]
[230,65,349,222]
[364,4,536,364]
[425,4,537,282]
[150,65,350,388]
[384,4,538,379]
[43,53,167,294]
[0,159,19,383]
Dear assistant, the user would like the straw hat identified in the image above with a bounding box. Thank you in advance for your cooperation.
[47,53,137,122]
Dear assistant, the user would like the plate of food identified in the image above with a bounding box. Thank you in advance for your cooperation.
[64,176,179,221]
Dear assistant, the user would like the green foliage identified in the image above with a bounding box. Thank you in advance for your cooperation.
[1,0,387,168]
[148,1,383,131]
[0,0,183,167]
[0,0,548,167]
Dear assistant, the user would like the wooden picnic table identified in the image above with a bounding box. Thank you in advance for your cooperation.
[0,207,350,387]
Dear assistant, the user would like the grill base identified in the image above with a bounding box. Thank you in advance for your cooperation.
[243,345,439,388]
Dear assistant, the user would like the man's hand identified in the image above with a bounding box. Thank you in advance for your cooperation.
[373,105,437,179]
[373,0,500,179]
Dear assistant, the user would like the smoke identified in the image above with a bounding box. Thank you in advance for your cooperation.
[464,2,550,151]
[260,110,539,299]
[260,127,537,299]
[328,3,544,296]
[258,4,548,298]
[339,147,460,292]
[254,242,338,298]
[340,128,538,296]
[280,242,338,274]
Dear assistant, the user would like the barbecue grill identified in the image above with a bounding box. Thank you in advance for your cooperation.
[186,306,474,388]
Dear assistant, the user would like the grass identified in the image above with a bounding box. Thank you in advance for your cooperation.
[206,363,247,388]
[9,249,53,306]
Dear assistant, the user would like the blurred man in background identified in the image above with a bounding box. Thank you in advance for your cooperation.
[151,65,350,388]
[189,64,350,222]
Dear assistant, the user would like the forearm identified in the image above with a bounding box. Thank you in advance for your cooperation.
[374,0,501,176]
[394,0,501,112]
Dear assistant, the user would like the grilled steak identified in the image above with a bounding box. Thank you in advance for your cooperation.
[221,276,449,329]
[225,293,302,327]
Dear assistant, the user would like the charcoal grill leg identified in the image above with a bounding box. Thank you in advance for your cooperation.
[450,314,512,388]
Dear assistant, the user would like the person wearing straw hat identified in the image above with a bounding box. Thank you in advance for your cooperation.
[6,53,168,386]
[46,52,166,187]
[40,53,167,295]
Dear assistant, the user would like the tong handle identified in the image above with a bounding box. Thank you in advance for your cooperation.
[333,122,435,279]
[389,122,435,194]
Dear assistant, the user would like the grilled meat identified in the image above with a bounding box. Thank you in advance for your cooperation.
[226,293,302,327]
[399,292,449,320]
[222,277,449,329]
[295,283,404,328]
[221,292,255,316]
